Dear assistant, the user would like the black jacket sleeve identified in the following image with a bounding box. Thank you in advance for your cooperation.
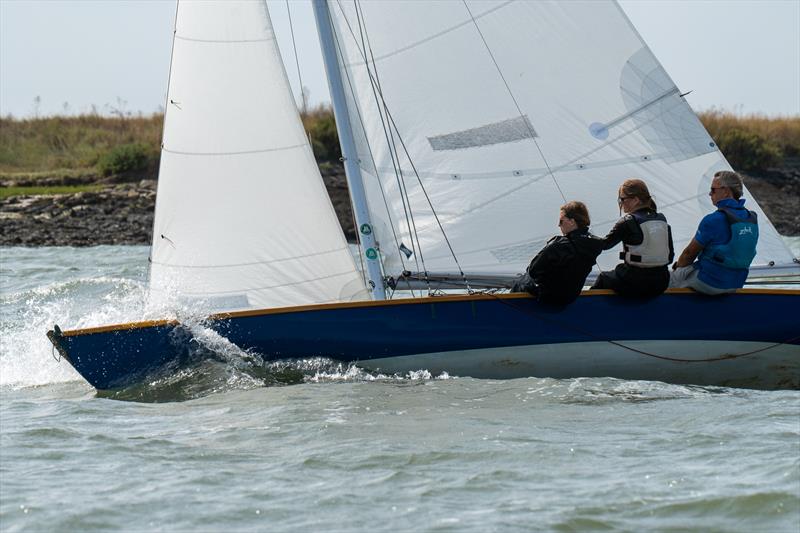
[600,215,643,250]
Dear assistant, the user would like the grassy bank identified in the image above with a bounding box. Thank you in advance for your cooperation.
[1,109,798,181]
[0,185,104,200]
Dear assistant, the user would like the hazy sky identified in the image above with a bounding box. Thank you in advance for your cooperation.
[1,0,798,118]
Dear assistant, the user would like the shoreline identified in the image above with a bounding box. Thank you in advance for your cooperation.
[1,166,797,247]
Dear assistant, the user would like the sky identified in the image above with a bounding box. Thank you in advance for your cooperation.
[1,0,798,118]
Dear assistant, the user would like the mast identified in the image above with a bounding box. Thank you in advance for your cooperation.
[311,0,386,300]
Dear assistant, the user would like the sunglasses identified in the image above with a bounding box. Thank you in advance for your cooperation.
[617,196,631,204]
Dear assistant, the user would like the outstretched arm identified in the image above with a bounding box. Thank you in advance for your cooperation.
[673,238,703,269]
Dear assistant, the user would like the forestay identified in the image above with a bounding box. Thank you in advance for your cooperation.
[149,0,367,312]
[326,0,797,280]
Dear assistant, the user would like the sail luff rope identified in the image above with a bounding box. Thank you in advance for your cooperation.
[285,0,307,114]
[148,0,181,277]
[341,0,471,292]
[326,1,415,295]
[461,0,567,205]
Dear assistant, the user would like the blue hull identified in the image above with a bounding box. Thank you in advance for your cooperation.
[47,290,800,390]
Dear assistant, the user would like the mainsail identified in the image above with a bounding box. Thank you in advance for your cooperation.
[325,0,797,280]
[149,0,367,312]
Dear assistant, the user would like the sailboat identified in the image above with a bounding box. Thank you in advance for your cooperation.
[47,0,800,391]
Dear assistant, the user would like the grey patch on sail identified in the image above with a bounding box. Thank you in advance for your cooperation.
[489,239,547,263]
[620,48,716,163]
[428,116,537,151]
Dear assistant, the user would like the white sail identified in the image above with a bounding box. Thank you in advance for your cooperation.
[326,0,797,279]
[149,0,367,312]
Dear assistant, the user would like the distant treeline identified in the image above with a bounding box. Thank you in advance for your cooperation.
[1,107,797,179]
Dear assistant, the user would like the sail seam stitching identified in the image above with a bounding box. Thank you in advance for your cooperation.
[343,0,514,67]
[153,270,359,296]
[162,143,306,156]
[150,246,353,269]
[174,35,275,44]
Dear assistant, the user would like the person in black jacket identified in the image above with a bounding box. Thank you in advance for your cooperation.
[591,179,674,297]
[512,201,604,305]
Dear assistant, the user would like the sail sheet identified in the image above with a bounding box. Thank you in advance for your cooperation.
[326,0,797,279]
[149,0,367,312]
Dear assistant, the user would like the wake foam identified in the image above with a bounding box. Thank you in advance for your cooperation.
[1,276,149,388]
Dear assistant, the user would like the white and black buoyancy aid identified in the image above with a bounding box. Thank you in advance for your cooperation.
[621,211,671,267]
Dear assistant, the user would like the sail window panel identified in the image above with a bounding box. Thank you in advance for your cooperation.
[175,0,274,43]
[164,39,306,155]
[619,48,716,163]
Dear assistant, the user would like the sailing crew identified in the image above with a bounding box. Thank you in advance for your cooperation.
[591,179,674,297]
[670,170,758,294]
[511,201,604,305]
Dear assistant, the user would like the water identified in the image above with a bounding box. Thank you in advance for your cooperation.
[2,245,799,531]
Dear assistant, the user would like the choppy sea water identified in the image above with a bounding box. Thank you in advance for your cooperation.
[1,244,799,532]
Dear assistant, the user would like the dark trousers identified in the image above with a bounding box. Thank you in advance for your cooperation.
[591,263,669,298]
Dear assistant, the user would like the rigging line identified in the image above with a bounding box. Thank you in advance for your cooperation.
[461,0,567,205]
[491,294,800,363]
[383,105,473,292]
[334,0,424,293]
[351,0,426,287]
[342,0,469,292]
[344,0,415,280]
[351,0,441,293]
[285,0,306,114]
[326,2,412,293]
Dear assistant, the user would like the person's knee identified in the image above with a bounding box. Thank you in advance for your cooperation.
[669,265,695,288]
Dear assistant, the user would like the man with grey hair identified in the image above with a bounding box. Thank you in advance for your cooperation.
[670,170,759,294]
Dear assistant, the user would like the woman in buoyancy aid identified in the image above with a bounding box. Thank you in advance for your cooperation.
[591,179,674,297]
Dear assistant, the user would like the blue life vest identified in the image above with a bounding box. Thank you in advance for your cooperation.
[699,207,758,270]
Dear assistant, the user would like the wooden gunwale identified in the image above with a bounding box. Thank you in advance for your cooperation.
[56,288,799,337]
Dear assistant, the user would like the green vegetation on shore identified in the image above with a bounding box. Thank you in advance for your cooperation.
[1,108,797,183]
[0,185,104,200]
[0,114,161,177]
